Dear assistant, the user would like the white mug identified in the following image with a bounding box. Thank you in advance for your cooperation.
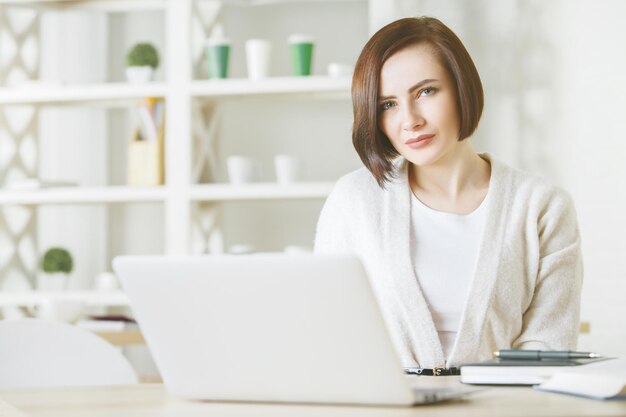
[245,39,272,80]
[274,154,301,184]
[227,156,257,184]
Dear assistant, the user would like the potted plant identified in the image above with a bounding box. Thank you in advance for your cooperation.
[40,247,73,291]
[126,42,160,83]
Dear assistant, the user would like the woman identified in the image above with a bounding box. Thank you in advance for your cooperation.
[315,17,583,372]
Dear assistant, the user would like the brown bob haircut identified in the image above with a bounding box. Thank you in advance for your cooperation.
[352,16,484,187]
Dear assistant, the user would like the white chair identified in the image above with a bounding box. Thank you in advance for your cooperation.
[0,318,138,388]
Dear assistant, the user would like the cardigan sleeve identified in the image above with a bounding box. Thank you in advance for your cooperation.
[314,178,354,254]
[514,190,583,350]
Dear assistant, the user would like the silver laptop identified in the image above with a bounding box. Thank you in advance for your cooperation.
[113,254,474,406]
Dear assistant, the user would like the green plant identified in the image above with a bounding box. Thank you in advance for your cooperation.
[42,247,73,274]
[126,43,160,69]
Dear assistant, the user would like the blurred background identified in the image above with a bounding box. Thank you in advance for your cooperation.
[0,0,624,379]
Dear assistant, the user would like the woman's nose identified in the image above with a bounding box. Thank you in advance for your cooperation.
[401,103,424,131]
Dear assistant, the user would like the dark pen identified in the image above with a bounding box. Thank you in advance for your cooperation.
[493,349,602,360]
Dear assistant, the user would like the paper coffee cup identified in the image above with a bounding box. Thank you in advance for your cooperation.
[206,38,231,79]
[246,39,272,80]
[288,34,315,76]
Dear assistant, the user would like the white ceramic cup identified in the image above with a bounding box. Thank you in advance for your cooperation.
[95,272,120,292]
[274,154,301,184]
[245,39,272,80]
[327,62,354,78]
[228,244,255,255]
[284,245,312,254]
[38,299,85,323]
[227,156,256,184]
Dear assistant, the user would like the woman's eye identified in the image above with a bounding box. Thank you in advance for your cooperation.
[419,87,437,97]
[379,101,395,111]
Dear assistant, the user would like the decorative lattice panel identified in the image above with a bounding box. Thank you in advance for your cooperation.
[0,6,40,291]
[190,1,225,254]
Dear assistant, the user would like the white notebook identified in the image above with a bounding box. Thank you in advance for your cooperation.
[535,358,626,400]
[460,358,606,385]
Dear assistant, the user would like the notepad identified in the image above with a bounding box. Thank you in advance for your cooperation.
[535,358,626,400]
[460,357,608,385]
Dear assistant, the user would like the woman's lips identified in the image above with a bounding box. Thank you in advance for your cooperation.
[405,134,435,149]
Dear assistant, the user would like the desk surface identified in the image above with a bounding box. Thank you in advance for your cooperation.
[1,382,625,417]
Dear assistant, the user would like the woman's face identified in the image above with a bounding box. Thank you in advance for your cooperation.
[378,43,461,167]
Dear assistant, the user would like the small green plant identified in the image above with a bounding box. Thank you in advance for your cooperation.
[126,43,160,69]
[42,247,73,274]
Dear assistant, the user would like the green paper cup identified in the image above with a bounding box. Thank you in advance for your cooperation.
[288,34,315,76]
[206,39,231,79]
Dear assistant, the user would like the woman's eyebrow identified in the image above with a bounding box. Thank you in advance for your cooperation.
[378,78,439,102]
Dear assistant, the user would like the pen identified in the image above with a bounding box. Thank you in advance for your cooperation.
[493,349,602,360]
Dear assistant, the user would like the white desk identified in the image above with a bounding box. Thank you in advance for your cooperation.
[0,383,625,417]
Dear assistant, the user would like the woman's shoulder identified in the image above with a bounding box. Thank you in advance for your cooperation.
[331,166,383,197]
[320,166,393,217]
[488,154,575,209]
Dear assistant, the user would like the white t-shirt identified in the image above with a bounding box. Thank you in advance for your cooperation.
[410,192,488,359]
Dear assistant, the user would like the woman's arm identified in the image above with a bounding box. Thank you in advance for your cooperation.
[314,184,352,254]
[514,191,584,350]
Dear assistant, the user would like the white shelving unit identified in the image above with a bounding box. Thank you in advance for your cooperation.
[189,182,334,201]
[0,291,129,307]
[191,76,351,99]
[0,82,168,105]
[0,76,349,105]
[0,186,168,205]
[0,0,166,12]
[0,0,366,309]
[0,183,336,205]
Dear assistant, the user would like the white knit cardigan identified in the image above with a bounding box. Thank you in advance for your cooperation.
[314,154,583,368]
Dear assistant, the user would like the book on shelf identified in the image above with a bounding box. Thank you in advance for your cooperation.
[127,97,165,186]
[76,314,138,332]
[535,357,626,400]
[460,357,610,386]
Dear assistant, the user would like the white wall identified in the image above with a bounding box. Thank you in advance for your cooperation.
[555,1,626,356]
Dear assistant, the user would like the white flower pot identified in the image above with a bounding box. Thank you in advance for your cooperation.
[125,66,154,83]
[38,273,67,291]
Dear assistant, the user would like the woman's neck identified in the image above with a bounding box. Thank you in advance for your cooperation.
[409,141,491,214]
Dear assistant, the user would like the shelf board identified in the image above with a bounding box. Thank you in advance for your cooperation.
[0,0,166,12]
[0,0,364,11]
[0,183,333,205]
[0,290,129,307]
[222,0,366,5]
[191,76,351,99]
[0,78,349,105]
[190,182,335,201]
[0,82,167,105]
[0,186,167,205]
[222,0,367,6]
